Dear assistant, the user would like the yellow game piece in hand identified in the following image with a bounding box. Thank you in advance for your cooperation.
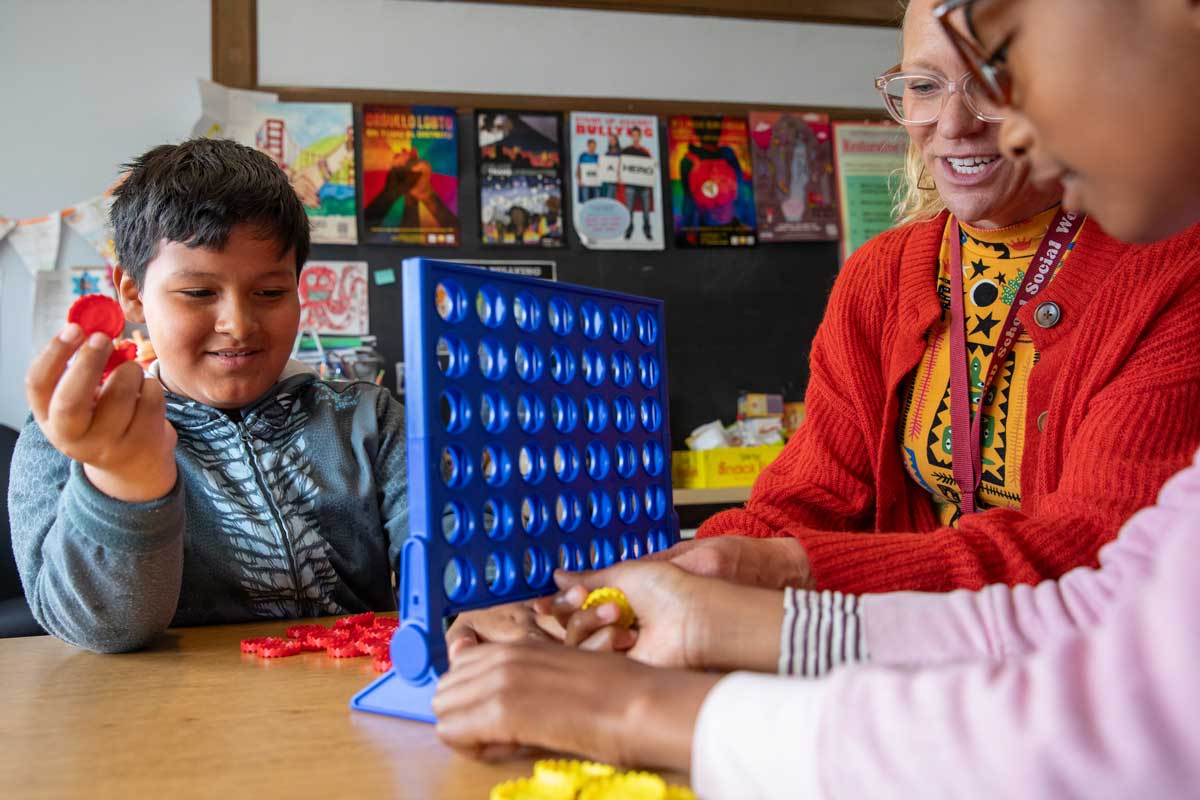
[581,587,636,629]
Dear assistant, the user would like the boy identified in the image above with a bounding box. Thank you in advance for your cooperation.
[9,138,407,653]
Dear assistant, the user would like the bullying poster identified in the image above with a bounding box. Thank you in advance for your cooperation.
[568,112,663,250]
[667,115,757,247]
[361,105,460,246]
[477,111,564,247]
[748,111,840,242]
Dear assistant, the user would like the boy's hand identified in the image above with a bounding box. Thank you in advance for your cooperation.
[27,324,178,503]
[444,601,565,664]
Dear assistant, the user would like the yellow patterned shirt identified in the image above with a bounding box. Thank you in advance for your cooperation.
[900,207,1076,526]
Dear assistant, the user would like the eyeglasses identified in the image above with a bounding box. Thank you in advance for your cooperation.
[932,0,1014,106]
[875,65,1006,125]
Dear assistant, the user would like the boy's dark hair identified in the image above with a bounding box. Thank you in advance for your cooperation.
[110,138,310,287]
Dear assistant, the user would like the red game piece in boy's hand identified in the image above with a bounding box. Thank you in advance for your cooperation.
[68,294,124,339]
[66,294,138,378]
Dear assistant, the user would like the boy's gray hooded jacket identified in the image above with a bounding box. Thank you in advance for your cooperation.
[9,366,407,653]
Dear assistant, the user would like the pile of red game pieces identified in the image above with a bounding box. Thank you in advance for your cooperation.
[239,612,398,673]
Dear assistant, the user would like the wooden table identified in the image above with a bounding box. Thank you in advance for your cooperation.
[0,619,690,799]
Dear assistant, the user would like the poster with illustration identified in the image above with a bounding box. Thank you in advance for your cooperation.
[477,111,564,247]
[241,102,357,245]
[749,111,840,242]
[667,115,757,247]
[568,112,663,250]
[361,105,459,246]
[298,261,369,335]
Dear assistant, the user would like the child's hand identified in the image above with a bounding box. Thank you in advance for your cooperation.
[532,561,708,670]
[444,601,565,664]
[433,641,718,770]
[26,324,178,503]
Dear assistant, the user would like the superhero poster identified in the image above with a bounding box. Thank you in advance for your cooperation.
[748,112,840,242]
[361,105,460,246]
[568,112,664,250]
[477,111,564,247]
[667,115,757,247]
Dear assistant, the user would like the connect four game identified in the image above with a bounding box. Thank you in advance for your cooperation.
[352,258,679,722]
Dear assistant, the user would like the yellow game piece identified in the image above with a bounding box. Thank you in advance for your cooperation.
[581,587,637,629]
[489,777,574,800]
[533,759,616,793]
[577,771,667,800]
[665,786,698,800]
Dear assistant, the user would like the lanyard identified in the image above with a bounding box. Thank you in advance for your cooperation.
[948,208,1084,517]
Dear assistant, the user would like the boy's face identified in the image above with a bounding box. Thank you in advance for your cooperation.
[116,225,301,409]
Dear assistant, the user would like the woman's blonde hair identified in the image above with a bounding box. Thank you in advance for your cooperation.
[892,140,946,226]
[890,0,947,226]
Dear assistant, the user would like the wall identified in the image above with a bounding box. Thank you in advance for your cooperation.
[0,0,210,429]
[0,0,899,428]
[258,0,900,108]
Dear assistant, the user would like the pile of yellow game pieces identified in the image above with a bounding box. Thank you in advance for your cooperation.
[491,759,695,800]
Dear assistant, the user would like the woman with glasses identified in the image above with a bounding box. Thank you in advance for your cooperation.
[433,1,1200,797]
[668,0,1200,601]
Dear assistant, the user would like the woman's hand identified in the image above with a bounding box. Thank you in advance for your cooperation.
[643,535,814,590]
[535,561,787,674]
[433,642,719,770]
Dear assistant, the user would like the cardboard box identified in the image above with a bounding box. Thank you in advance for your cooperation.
[672,444,785,488]
[737,392,784,419]
[783,402,806,436]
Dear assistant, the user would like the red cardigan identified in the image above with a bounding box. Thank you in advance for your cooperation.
[697,212,1200,594]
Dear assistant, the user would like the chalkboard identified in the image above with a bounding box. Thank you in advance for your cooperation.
[309,111,840,449]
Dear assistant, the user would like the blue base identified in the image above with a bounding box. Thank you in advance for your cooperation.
[350,669,438,724]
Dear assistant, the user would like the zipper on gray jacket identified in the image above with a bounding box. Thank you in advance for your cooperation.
[237,421,307,615]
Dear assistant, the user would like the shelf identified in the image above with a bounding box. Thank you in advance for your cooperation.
[672,486,752,506]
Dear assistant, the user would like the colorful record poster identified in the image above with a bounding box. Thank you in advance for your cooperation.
[477,111,565,247]
[667,115,757,247]
[749,112,840,242]
[361,105,459,246]
[568,112,664,250]
[244,102,357,245]
[832,121,909,261]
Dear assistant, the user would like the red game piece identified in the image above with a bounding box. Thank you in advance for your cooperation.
[371,616,399,631]
[258,638,303,658]
[102,340,139,379]
[240,637,273,654]
[68,294,124,339]
[326,641,366,658]
[306,628,352,650]
[355,636,390,657]
[333,612,375,630]
[372,656,392,673]
[286,624,327,640]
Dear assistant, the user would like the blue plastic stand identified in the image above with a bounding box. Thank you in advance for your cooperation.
[352,258,678,723]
